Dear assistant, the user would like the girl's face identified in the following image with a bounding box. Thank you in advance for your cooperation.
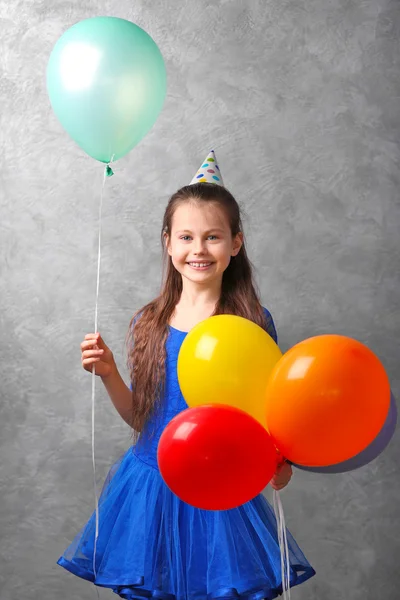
[165,202,243,286]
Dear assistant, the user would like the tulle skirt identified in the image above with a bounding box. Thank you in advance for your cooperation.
[57,447,315,600]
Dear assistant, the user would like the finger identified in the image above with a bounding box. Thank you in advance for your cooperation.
[271,481,284,490]
[82,349,104,359]
[89,334,107,350]
[277,462,292,476]
[280,463,292,477]
[82,357,102,365]
[81,339,101,350]
[81,345,104,354]
[274,463,286,477]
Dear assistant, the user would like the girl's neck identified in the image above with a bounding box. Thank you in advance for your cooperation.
[179,277,222,308]
[169,280,222,332]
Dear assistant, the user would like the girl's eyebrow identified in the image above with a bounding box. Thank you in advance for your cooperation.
[175,228,225,234]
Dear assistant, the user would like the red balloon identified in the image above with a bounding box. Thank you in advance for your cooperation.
[158,404,277,511]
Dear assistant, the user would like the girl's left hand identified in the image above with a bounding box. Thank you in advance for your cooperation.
[270,460,293,491]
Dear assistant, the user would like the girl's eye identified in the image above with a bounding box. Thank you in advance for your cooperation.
[180,235,218,241]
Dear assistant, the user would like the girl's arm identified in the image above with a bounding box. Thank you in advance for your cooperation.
[101,363,134,428]
[82,332,139,429]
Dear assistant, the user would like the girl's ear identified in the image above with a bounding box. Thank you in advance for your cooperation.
[232,232,243,257]
[164,232,172,256]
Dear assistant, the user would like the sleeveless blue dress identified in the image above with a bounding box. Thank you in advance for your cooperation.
[57,309,315,599]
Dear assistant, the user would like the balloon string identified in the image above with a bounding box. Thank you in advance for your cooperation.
[91,164,110,587]
[273,489,291,600]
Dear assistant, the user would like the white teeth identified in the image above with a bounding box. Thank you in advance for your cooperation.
[188,262,212,268]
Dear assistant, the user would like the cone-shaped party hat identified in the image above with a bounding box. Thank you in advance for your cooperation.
[189,150,224,186]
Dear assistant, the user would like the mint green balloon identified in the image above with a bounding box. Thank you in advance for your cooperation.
[47,17,167,163]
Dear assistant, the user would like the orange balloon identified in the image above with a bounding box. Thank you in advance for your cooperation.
[265,335,390,466]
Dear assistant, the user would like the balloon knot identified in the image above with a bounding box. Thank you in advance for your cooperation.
[105,164,114,177]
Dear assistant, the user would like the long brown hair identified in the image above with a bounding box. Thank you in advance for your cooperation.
[126,182,269,432]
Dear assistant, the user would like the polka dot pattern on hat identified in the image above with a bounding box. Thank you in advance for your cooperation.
[189,150,224,187]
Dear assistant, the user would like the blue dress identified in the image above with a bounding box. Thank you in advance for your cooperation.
[57,309,315,599]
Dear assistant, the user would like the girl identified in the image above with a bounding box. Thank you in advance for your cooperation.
[57,154,315,599]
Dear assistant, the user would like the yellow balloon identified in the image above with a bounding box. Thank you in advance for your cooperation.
[177,315,282,427]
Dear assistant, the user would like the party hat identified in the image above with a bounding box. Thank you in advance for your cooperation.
[189,150,224,186]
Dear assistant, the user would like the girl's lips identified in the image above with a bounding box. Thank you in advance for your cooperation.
[187,262,214,270]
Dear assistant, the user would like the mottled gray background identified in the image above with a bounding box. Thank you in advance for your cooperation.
[1,0,399,599]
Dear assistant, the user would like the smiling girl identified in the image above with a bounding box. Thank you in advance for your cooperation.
[57,151,315,600]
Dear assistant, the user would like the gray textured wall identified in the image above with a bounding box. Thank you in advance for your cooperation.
[1,1,399,599]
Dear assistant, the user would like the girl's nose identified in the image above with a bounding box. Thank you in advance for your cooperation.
[193,240,206,254]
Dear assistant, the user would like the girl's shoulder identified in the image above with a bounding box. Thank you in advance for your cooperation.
[261,306,278,344]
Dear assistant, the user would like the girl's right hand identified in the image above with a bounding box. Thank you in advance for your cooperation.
[81,333,115,378]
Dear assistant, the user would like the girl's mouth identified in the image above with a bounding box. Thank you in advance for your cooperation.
[187,262,213,270]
